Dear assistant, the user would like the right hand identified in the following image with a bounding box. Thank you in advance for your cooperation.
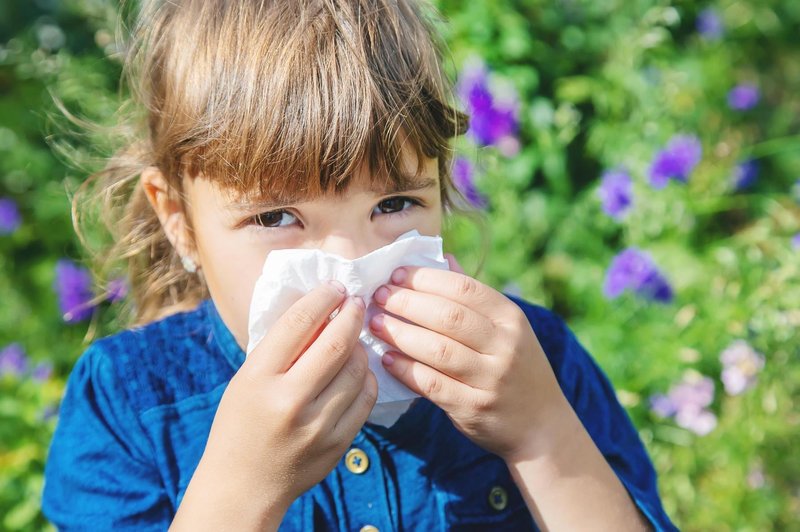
[176,282,377,527]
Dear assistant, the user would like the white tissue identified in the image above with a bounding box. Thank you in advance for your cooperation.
[247,230,450,427]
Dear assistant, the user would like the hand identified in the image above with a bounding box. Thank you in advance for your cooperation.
[368,255,569,462]
[180,282,377,524]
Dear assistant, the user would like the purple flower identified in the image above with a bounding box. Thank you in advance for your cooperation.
[452,157,487,209]
[727,84,760,111]
[32,361,53,382]
[793,233,800,250]
[107,277,129,302]
[597,169,633,220]
[0,197,21,234]
[669,374,715,409]
[648,394,677,418]
[719,340,764,395]
[733,159,759,190]
[675,404,718,436]
[457,61,519,152]
[603,248,673,303]
[650,373,717,436]
[0,344,53,383]
[54,259,95,323]
[696,8,724,40]
[648,135,702,188]
[0,343,29,377]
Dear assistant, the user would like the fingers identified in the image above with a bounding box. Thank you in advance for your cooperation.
[288,296,366,400]
[250,281,347,375]
[369,312,493,387]
[331,363,378,439]
[388,265,510,320]
[312,343,375,422]
[372,284,497,353]
[381,350,481,411]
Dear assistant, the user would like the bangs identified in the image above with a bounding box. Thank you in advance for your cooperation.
[139,0,467,204]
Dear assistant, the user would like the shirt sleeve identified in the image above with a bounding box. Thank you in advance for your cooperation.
[42,344,173,530]
[552,321,678,531]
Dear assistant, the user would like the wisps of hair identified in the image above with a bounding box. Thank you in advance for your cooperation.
[72,0,468,325]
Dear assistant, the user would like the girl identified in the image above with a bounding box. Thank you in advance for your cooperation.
[42,0,677,530]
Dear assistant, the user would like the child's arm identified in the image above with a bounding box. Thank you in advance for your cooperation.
[369,257,671,530]
[170,283,376,530]
[504,397,653,529]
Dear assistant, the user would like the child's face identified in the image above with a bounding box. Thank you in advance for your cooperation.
[185,154,443,350]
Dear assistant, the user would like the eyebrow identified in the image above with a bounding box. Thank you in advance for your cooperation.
[367,176,438,194]
[226,176,438,213]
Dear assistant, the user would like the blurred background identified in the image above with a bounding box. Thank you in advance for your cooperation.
[1,0,798,529]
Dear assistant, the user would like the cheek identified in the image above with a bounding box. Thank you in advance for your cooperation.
[418,201,443,236]
[382,209,441,243]
[195,227,270,349]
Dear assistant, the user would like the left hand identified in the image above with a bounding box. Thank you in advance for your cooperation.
[368,254,570,461]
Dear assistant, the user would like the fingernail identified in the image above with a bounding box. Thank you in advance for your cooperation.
[370,313,384,331]
[352,296,365,310]
[382,352,395,366]
[373,286,390,305]
[329,280,346,294]
[391,267,407,285]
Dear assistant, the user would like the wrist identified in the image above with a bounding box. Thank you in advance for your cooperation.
[501,402,652,531]
[503,396,580,467]
[171,454,291,531]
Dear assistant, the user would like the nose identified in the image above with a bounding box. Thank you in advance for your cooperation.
[315,232,382,261]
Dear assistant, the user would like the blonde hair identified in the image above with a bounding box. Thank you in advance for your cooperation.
[73,0,468,325]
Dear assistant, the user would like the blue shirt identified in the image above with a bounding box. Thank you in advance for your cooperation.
[42,296,677,530]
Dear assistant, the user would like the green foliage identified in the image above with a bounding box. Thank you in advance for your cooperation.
[1,0,798,529]
[438,0,800,529]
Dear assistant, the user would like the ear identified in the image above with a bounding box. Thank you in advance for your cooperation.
[140,167,198,265]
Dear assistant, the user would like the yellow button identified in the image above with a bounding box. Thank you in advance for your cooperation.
[359,526,379,532]
[345,448,370,474]
[488,485,508,511]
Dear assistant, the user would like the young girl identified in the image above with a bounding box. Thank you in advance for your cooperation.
[42,0,677,530]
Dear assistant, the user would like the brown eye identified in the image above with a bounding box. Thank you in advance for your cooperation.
[374,196,419,215]
[252,210,297,228]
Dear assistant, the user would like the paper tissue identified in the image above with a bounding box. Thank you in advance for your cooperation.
[247,230,450,427]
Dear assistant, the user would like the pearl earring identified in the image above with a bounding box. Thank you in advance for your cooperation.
[181,256,197,273]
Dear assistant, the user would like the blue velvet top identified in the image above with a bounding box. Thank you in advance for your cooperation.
[42,296,677,531]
